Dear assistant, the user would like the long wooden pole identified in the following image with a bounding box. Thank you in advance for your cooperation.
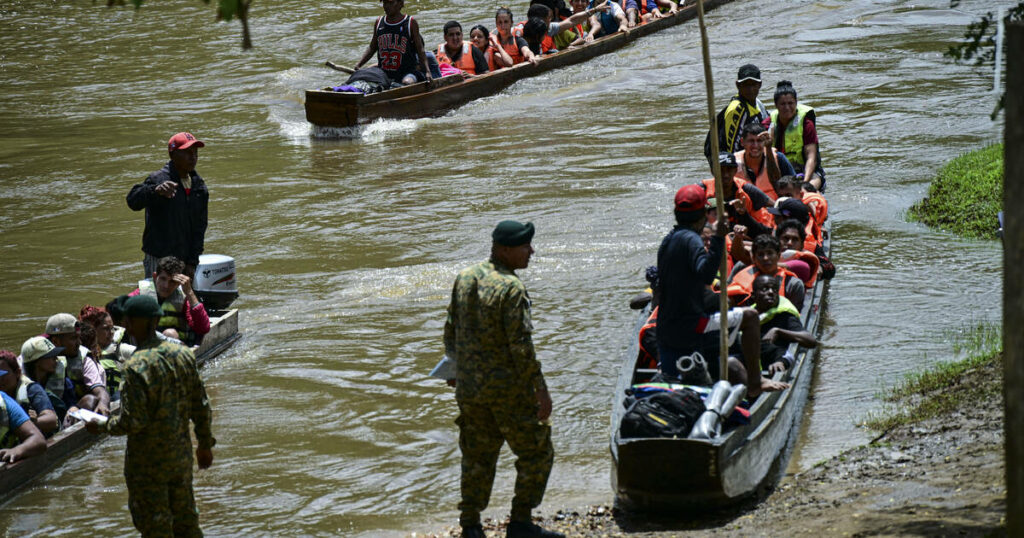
[696,0,730,381]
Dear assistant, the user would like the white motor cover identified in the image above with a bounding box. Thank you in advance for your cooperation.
[195,254,237,293]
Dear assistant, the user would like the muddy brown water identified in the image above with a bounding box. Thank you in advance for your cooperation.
[0,0,1007,535]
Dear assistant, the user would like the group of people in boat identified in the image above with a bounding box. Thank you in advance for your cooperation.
[351,0,679,87]
[0,255,211,464]
[638,63,831,399]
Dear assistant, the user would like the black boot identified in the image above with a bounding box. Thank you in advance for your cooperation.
[505,521,565,538]
[462,524,486,538]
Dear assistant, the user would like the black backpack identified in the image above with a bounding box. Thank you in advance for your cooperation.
[620,389,706,440]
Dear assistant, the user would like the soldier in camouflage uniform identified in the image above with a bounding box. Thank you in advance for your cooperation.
[87,295,215,538]
[444,221,562,538]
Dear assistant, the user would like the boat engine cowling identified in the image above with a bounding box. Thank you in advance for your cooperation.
[194,254,238,311]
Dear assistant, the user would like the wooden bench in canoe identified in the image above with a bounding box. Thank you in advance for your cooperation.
[0,309,240,503]
[304,0,734,128]
[610,231,831,511]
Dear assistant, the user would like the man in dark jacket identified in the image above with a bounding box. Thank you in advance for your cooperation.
[126,132,209,279]
[656,184,788,398]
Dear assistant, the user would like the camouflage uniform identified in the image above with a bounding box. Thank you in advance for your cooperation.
[105,337,215,538]
[444,259,553,527]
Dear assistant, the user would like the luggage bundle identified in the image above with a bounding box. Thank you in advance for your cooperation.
[620,388,706,439]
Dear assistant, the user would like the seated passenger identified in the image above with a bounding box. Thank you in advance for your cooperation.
[516,2,610,54]
[639,0,678,22]
[79,305,130,402]
[107,294,182,347]
[619,0,641,27]
[130,255,211,346]
[750,274,817,374]
[469,25,503,72]
[727,234,805,311]
[766,80,827,191]
[656,184,788,398]
[492,7,538,66]
[768,197,821,254]
[353,0,436,86]
[1,349,59,438]
[775,219,820,287]
[20,336,70,425]
[706,64,769,164]
[45,313,110,421]
[0,386,46,464]
[587,0,628,38]
[734,121,796,200]
[435,21,488,75]
[801,181,829,228]
[699,152,775,234]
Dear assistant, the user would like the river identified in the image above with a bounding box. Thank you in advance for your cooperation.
[0,0,1007,535]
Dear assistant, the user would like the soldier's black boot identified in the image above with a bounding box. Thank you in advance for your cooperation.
[505,521,565,538]
[461,524,486,538]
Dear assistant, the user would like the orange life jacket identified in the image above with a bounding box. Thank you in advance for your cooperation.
[802,217,823,253]
[726,265,799,307]
[637,306,659,369]
[734,148,782,201]
[701,177,774,228]
[513,21,555,53]
[484,46,498,72]
[436,42,477,74]
[780,249,820,287]
[802,191,828,226]
[494,32,525,64]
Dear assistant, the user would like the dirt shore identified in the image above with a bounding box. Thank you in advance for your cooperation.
[420,356,1006,538]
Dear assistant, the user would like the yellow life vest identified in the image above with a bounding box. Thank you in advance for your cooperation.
[770,103,815,166]
[15,375,36,409]
[759,296,801,324]
[43,356,68,399]
[138,279,192,343]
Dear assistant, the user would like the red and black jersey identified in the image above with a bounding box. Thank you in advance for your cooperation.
[374,15,419,80]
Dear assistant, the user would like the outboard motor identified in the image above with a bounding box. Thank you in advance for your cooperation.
[193,254,238,311]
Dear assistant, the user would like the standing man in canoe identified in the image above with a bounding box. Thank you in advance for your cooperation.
[444,221,563,538]
[86,295,215,537]
[126,132,209,280]
[704,64,769,165]
[354,0,433,86]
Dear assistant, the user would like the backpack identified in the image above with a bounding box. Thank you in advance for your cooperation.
[620,389,706,440]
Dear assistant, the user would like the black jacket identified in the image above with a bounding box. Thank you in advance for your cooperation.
[126,162,208,266]
[656,226,724,351]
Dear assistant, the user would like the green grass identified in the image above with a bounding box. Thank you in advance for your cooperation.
[863,322,1003,432]
[908,143,1003,239]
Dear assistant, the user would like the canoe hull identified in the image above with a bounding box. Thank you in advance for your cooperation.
[304,0,734,128]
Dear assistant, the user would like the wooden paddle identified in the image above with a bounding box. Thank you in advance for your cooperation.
[325,61,356,74]
[696,0,730,382]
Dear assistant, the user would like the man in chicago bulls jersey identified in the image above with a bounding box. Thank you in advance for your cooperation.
[355,0,433,86]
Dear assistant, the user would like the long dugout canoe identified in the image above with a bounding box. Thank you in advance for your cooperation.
[610,231,831,511]
[0,309,240,503]
[304,0,734,128]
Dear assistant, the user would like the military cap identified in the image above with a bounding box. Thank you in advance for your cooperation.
[123,295,164,318]
[492,220,535,247]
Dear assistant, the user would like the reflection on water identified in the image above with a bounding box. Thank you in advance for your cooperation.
[0,0,1006,535]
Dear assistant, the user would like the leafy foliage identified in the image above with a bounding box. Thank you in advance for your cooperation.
[106,0,253,49]
[908,143,1003,239]
[946,1,1024,65]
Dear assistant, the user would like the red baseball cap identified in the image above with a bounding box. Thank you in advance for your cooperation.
[674,184,706,212]
[168,132,205,152]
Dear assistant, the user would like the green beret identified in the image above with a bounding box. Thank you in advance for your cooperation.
[123,295,163,318]
[492,220,535,247]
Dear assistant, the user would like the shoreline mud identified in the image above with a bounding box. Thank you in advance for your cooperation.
[419,354,1006,537]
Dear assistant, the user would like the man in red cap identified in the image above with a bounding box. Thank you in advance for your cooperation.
[126,132,209,279]
[656,184,788,398]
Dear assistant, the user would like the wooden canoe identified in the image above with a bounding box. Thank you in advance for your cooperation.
[610,232,830,511]
[0,309,241,502]
[304,0,734,128]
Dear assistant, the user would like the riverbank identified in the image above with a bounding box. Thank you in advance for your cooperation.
[419,346,1007,537]
[909,143,1004,239]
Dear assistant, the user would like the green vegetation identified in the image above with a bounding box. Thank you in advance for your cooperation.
[864,322,1003,432]
[908,143,1003,239]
